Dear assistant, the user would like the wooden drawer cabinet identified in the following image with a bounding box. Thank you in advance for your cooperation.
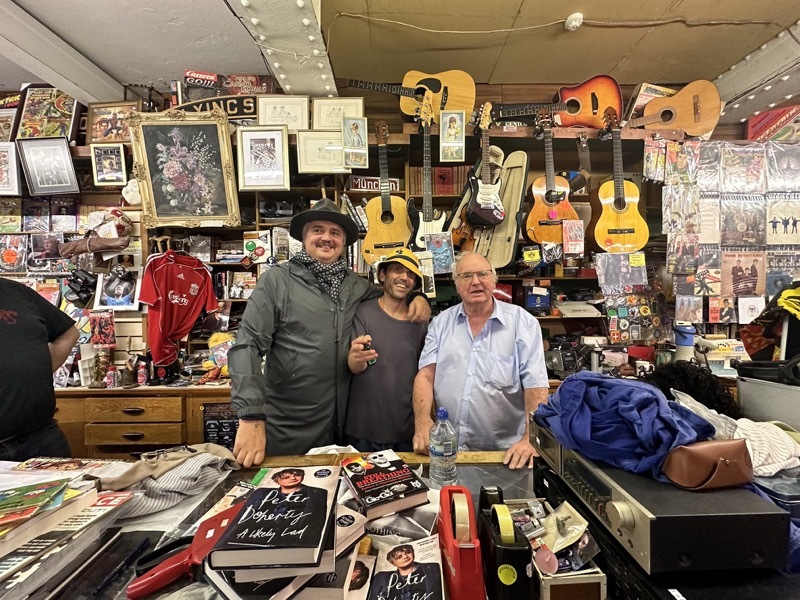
[85,396,184,423]
[84,423,185,446]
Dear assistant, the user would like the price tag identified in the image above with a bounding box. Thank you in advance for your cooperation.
[629,252,646,267]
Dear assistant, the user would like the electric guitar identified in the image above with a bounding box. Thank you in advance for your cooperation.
[624,79,721,137]
[491,75,623,129]
[465,102,505,227]
[524,112,579,244]
[347,69,476,123]
[589,109,650,253]
[408,91,447,251]
[361,121,413,265]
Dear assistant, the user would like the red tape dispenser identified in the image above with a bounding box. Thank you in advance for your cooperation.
[437,485,485,600]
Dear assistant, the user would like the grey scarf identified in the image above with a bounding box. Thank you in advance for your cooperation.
[292,248,347,301]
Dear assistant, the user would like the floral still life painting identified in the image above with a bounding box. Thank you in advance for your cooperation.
[129,108,239,228]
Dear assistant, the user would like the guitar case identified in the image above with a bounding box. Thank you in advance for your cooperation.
[444,146,529,269]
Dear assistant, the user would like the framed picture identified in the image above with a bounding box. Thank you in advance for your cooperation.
[94,270,142,311]
[0,142,22,196]
[257,95,309,134]
[296,130,350,174]
[342,116,369,169]
[236,125,290,191]
[11,85,80,141]
[439,110,465,162]
[90,143,127,187]
[87,100,142,144]
[129,107,240,229]
[0,109,16,143]
[16,137,80,196]
[311,97,364,130]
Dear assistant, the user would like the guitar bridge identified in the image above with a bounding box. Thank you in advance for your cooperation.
[608,228,635,234]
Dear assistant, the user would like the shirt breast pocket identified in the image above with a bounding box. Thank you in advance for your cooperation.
[481,352,516,388]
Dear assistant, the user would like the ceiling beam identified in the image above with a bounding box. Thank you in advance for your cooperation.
[0,0,122,104]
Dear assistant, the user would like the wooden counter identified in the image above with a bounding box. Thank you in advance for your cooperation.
[257,451,507,467]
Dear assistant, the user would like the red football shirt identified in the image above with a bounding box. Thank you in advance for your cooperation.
[140,250,218,365]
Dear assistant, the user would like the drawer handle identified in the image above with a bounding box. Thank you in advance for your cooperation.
[122,432,145,441]
[122,407,145,415]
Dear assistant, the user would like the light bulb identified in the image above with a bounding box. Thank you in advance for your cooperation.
[308,35,316,42]
[296,0,305,7]
[240,0,250,6]
[321,74,328,80]
[302,18,311,26]
[251,17,260,26]
[313,49,320,56]
[274,62,281,69]
[279,74,287,80]
[285,85,292,91]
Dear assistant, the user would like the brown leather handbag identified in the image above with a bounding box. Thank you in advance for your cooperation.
[662,439,753,491]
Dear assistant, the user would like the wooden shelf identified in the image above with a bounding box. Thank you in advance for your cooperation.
[402,122,684,141]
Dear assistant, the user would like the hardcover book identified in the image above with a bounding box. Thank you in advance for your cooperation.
[341,450,429,520]
[366,535,444,600]
[294,547,358,600]
[207,466,341,569]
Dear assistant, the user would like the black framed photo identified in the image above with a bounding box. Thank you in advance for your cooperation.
[16,137,80,196]
[90,143,127,187]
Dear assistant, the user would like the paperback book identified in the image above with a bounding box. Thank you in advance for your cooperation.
[0,479,70,527]
[207,466,341,569]
[341,450,429,520]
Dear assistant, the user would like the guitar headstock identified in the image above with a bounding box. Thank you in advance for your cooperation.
[375,120,389,146]
[533,108,552,140]
[475,102,493,135]
[603,107,620,130]
[415,90,435,128]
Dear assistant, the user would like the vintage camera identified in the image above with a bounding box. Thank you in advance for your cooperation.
[544,340,580,379]
[259,198,307,219]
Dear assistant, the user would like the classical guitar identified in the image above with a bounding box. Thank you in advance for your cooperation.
[491,75,623,129]
[361,121,413,265]
[524,112,579,244]
[408,91,447,252]
[347,69,476,123]
[624,79,721,137]
[465,102,505,227]
[589,109,650,253]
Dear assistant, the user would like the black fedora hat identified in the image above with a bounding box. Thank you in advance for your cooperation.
[289,198,359,246]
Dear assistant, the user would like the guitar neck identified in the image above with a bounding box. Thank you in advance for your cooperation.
[378,144,392,212]
[480,129,491,184]
[494,102,567,121]
[422,123,433,221]
[626,114,662,128]
[347,79,416,98]
[612,129,624,201]
[544,129,555,192]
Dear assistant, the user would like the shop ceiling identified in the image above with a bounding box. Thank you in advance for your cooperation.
[1,0,799,127]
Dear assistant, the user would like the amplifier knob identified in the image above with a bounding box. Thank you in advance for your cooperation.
[605,501,636,530]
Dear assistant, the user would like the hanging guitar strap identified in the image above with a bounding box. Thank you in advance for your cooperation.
[571,132,592,193]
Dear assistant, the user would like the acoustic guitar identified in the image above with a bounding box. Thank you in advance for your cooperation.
[589,109,650,253]
[624,79,721,138]
[524,112,579,244]
[408,91,447,251]
[361,121,413,265]
[347,69,476,123]
[465,103,505,227]
[491,75,623,129]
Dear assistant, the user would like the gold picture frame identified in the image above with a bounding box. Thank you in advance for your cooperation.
[87,100,142,144]
[129,107,240,229]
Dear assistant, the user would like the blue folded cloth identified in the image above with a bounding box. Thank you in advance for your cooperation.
[535,371,715,481]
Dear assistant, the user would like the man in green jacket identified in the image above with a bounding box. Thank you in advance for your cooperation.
[228,199,429,465]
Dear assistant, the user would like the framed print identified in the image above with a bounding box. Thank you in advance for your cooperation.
[236,125,290,191]
[0,142,22,196]
[94,270,142,311]
[87,100,142,143]
[16,137,80,196]
[11,85,80,141]
[342,116,368,169]
[311,97,364,130]
[257,95,309,134]
[129,107,240,229]
[296,130,350,174]
[90,143,127,187]
[439,110,465,162]
[0,109,16,143]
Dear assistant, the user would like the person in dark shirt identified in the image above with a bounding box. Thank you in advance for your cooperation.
[0,278,79,460]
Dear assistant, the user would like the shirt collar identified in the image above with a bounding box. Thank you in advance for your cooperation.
[456,298,506,326]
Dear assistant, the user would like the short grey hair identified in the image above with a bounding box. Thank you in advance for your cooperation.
[452,252,497,282]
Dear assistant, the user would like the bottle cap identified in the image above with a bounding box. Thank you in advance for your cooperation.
[436,407,448,420]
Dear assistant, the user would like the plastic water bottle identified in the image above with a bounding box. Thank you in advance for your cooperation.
[429,407,458,488]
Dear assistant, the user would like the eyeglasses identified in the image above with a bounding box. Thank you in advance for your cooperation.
[456,270,494,281]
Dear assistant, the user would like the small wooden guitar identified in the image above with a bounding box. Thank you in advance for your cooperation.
[347,69,476,123]
[590,109,650,253]
[361,121,413,265]
[524,112,579,244]
[408,91,447,251]
[451,205,477,253]
[491,75,623,129]
[465,103,505,227]
[624,79,721,137]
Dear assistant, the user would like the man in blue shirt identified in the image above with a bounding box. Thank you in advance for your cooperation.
[412,253,549,469]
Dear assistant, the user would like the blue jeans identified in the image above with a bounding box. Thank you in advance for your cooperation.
[343,435,413,453]
[0,421,71,462]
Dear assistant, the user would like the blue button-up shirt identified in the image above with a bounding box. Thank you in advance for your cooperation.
[419,300,549,450]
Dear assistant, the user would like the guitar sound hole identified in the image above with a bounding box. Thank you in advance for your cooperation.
[659,109,674,123]
[613,197,628,211]
[564,98,581,115]
[381,211,395,225]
